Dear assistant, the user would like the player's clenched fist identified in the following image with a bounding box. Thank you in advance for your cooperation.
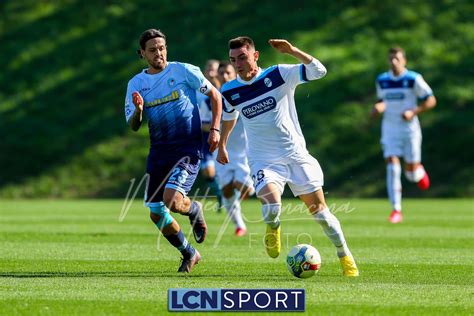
[208,131,220,153]
[216,147,229,165]
[132,92,144,111]
[402,110,416,121]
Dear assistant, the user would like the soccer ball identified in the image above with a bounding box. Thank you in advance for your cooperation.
[286,244,321,278]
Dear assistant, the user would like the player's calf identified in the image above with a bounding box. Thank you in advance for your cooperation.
[404,165,430,190]
[188,201,207,243]
[262,203,282,258]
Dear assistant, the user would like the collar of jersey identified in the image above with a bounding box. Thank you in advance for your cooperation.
[236,67,262,85]
[142,63,170,77]
[389,68,408,80]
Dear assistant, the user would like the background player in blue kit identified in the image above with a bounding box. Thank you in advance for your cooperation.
[124,29,222,273]
[371,47,436,224]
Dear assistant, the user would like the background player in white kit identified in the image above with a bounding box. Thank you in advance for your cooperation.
[217,36,359,276]
[216,61,255,237]
[372,47,436,224]
[197,59,224,210]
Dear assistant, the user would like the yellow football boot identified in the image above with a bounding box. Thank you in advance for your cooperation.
[264,225,281,258]
[340,255,359,277]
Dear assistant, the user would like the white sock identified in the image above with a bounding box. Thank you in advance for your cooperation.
[223,191,246,230]
[313,208,351,258]
[262,203,281,229]
[405,165,425,182]
[387,163,402,211]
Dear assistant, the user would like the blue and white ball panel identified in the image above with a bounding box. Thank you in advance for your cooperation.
[287,245,308,277]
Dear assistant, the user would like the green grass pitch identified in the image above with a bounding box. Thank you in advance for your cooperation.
[0,199,472,315]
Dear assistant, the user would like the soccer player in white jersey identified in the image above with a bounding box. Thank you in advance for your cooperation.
[124,29,222,273]
[217,36,359,276]
[216,61,255,237]
[372,47,436,224]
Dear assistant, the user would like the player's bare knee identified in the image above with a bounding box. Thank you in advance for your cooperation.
[222,183,234,198]
[149,212,161,224]
[308,202,327,215]
[404,162,419,171]
[257,185,281,204]
[165,201,181,213]
[386,156,400,164]
[163,191,181,211]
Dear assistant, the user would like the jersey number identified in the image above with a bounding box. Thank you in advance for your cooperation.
[252,170,265,185]
[169,167,189,185]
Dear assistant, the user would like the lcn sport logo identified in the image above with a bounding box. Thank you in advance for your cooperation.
[168,288,305,312]
[241,96,277,119]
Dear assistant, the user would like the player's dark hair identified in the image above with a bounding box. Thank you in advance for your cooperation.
[218,60,232,70]
[205,59,219,68]
[136,29,166,57]
[228,36,255,50]
[389,46,406,58]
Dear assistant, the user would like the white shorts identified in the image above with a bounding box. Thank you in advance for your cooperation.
[249,153,324,197]
[381,133,422,163]
[215,155,253,189]
[200,158,215,170]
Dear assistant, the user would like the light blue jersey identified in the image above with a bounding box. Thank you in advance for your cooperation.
[125,62,212,157]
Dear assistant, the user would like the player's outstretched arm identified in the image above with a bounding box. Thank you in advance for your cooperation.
[269,39,313,64]
[206,86,222,152]
[216,119,237,165]
[129,92,144,131]
[269,39,327,80]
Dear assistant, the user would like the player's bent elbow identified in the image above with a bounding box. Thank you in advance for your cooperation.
[128,121,141,132]
[319,66,327,78]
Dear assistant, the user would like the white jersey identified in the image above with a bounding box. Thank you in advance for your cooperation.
[225,115,247,159]
[221,59,327,162]
[196,93,213,125]
[198,91,248,158]
[376,69,433,138]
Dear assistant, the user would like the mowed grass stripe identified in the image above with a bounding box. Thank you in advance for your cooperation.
[0,199,472,315]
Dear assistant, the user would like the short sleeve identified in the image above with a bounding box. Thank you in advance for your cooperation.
[376,80,383,100]
[414,75,433,100]
[125,80,137,122]
[222,97,239,121]
[184,64,212,94]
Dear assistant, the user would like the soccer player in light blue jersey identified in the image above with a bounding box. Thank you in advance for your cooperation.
[217,36,358,276]
[372,47,436,224]
[124,29,222,273]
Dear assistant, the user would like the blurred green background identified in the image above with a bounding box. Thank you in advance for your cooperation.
[0,0,472,199]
